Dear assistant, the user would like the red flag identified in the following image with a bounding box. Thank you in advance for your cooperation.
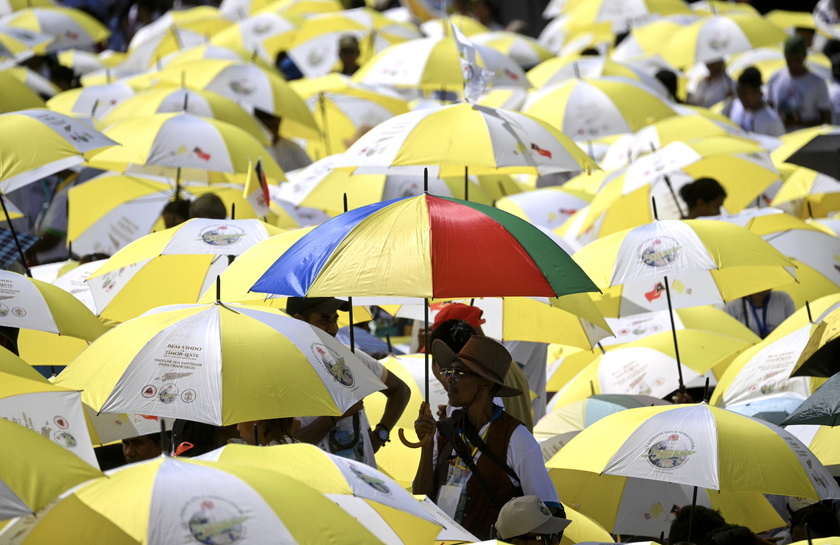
[531,142,552,158]
[255,159,270,207]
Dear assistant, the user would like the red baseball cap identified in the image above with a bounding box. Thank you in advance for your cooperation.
[431,303,485,331]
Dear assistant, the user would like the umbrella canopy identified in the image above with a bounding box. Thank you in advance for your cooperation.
[711,295,840,414]
[471,31,553,69]
[0,419,101,521]
[562,0,692,34]
[352,35,529,91]
[781,372,840,426]
[89,112,286,181]
[101,87,271,146]
[45,81,134,119]
[83,218,283,321]
[550,329,752,406]
[573,219,796,317]
[527,55,668,95]
[522,77,678,141]
[287,7,422,78]
[0,456,381,544]
[0,71,44,113]
[53,302,385,426]
[661,14,788,68]
[786,425,840,476]
[209,11,299,64]
[547,403,840,498]
[791,304,840,378]
[534,394,670,440]
[771,167,840,219]
[0,6,109,53]
[785,132,840,182]
[0,109,116,194]
[330,102,598,177]
[201,443,442,545]
[251,193,600,299]
[0,371,98,467]
[495,186,592,231]
[0,269,106,340]
[154,59,320,141]
[550,469,784,537]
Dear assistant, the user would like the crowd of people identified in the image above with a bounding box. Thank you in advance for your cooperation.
[3,0,840,543]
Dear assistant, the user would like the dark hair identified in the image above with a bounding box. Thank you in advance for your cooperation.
[655,69,679,102]
[737,66,763,89]
[163,199,190,219]
[669,505,727,545]
[189,193,227,220]
[704,525,755,545]
[679,177,727,209]
[824,38,840,60]
[429,319,476,353]
[258,418,295,444]
[171,420,223,457]
[832,53,840,82]
[790,504,840,538]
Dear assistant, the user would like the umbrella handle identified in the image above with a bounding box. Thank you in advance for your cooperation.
[398,428,431,448]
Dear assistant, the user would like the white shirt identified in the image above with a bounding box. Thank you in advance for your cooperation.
[828,81,840,125]
[689,74,735,108]
[297,348,385,468]
[726,100,786,137]
[724,292,796,339]
[766,69,831,131]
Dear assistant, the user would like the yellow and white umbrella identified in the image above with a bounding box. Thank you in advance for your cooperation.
[0,419,101,521]
[155,59,320,141]
[0,371,98,467]
[551,468,785,538]
[550,329,753,406]
[56,48,125,75]
[610,13,700,62]
[209,11,299,64]
[287,7,422,78]
[45,81,135,119]
[89,112,285,181]
[0,456,381,545]
[787,425,840,476]
[0,269,106,341]
[0,6,108,52]
[201,443,442,545]
[260,0,343,18]
[537,15,615,56]
[772,167,840,218]
[100,87,271,145]
[580,140,780,238]
[471,31,553,69]
[82,218,283,321]
[727,47,832,88]
[495,186,593,231]
[709,295,840,418]
[599,115,744,171]
[573,219,796,317]
[0,26,51,64]
[562,0,692,34]
[290,74,409,156]
[661,14,788,68]
[330,102,598,177]
[54,302,385,425]
[352,35,530,91]
[418,14,488,37]
[522,77,678,141]
[528,54,669,95]
[0,70,44,113]
[219,0,276,19]
[0,109,116,193]
[160,43,272,71]
[547,403,840,498]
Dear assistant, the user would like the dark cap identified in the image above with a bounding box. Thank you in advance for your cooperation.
[785,35,808,56]
[338,34,359,51]
[286,297,351,316]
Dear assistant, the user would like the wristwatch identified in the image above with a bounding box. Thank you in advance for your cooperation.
[374,424,390,443]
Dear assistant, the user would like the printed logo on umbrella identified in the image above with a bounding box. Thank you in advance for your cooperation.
[640,237,682,267]
[200,225,247,246]
[708,32,731,52]
[349,465,391,494]
[643,431,696,469]
[184,497,248,545]
[228,79,256,96]
[311,343,354,387]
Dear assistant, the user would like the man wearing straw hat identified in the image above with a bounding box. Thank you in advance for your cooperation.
[413,335,561,540]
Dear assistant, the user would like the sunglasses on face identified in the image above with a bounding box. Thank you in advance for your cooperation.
[440,368,479,382]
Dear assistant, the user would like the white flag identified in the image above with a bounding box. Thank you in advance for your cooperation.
[450,21,492,103]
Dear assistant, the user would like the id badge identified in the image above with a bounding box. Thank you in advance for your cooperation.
[437,484,464,519]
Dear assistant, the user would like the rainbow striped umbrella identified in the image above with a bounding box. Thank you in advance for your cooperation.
[250,193,599,299]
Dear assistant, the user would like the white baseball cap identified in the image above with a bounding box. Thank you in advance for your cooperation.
[495,496,572,540]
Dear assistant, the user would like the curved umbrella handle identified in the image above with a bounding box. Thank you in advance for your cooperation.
[398,428,431,448]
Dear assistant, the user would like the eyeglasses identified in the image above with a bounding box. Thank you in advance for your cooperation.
[440,368,478,382]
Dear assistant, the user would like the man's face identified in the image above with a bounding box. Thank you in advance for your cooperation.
[122,435,161,463]
[737,85,762,110]
[443,363,485,408]
[786,53,806,75]
[302,311,340,337]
